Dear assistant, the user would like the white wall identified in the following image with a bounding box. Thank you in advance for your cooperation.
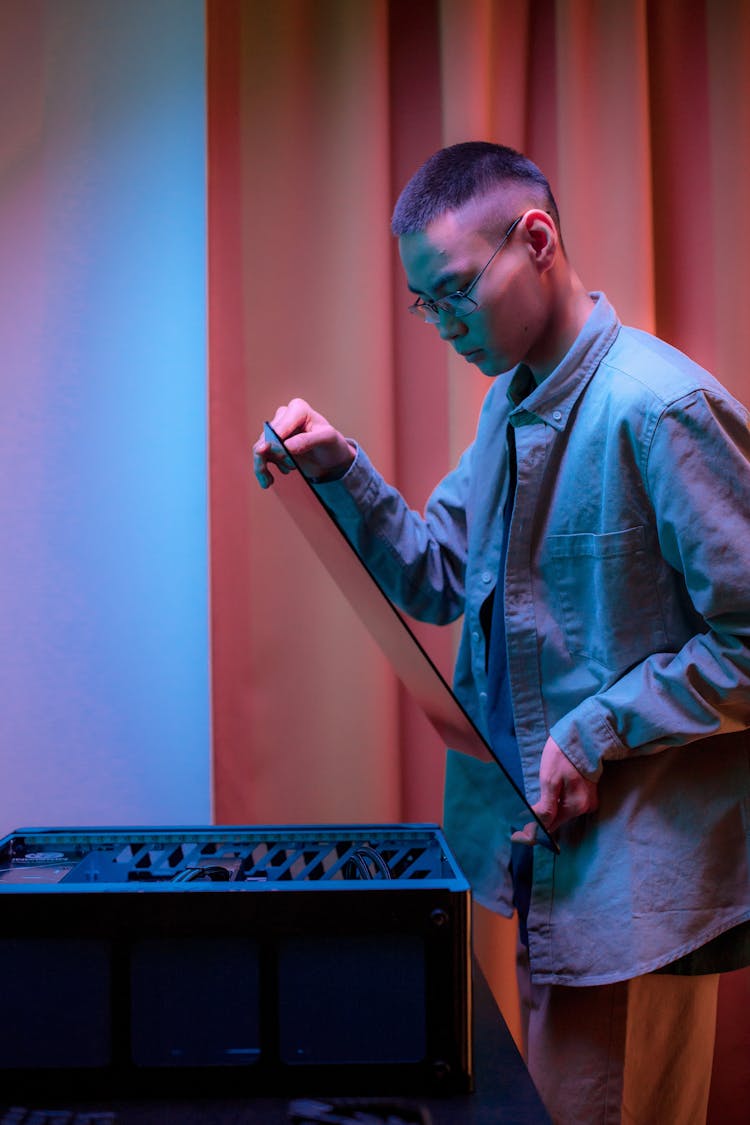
[0,0,210,832]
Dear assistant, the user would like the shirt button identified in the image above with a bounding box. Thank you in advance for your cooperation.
[479,692,488,703]
[553,410,562,422]
[472,630,480,642]
[482,571,493,583]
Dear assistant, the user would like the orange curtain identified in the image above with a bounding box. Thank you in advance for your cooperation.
[207,0,750,1111]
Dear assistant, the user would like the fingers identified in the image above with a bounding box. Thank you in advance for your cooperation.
[268,398,317,441]
[511,737,600,847]
[252,399,313,488]
[511,789,564,847]
[252,399,355,488]
[538,737,598,824]
[253,438,286,489]
[509,792,575,849]
[535,778,564,827]
[535,777,598,838]
[510,822,539,846]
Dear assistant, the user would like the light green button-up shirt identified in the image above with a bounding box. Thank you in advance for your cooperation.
[319,294,750,985]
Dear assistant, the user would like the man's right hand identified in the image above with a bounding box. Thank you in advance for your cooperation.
[253,398,355,489]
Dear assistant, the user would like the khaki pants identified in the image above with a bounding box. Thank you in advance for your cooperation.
[519,949,720,1125]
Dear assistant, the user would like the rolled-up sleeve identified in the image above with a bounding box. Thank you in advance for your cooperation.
[314,442,472,625]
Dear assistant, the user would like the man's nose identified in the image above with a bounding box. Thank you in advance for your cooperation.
[436,308,467,341]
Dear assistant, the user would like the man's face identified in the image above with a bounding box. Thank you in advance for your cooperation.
[398,197,550,378]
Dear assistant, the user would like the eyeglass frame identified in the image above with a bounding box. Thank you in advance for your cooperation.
[408,213,525,324]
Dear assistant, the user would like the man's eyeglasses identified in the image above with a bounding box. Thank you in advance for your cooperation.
[408,214,524,324]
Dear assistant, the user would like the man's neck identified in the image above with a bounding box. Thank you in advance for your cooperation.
[528,275,594,384]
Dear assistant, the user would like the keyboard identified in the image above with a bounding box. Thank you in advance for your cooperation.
[1,1111,116,1125]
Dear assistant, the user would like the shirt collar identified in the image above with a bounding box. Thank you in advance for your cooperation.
[507,292,621,430]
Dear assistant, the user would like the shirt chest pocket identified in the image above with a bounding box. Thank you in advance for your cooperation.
[547,526,668,671]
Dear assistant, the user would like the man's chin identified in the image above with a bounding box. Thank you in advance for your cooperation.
[475,353,511,378]
[458,348,513,377]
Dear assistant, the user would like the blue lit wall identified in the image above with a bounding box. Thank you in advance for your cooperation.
[0,0,210,829]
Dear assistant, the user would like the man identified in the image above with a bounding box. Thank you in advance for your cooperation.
[253,142,750,1123]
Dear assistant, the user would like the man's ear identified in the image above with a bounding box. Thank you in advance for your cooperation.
[522,209,558,273]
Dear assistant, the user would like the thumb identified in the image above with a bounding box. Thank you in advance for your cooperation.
[510,821,539,846]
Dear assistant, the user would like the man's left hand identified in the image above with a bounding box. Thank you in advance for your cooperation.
[511,736,599,845]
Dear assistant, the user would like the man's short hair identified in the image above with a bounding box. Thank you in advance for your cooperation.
[391,140,561,238]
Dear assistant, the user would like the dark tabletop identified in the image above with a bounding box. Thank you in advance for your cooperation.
[2,967,550,1125]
